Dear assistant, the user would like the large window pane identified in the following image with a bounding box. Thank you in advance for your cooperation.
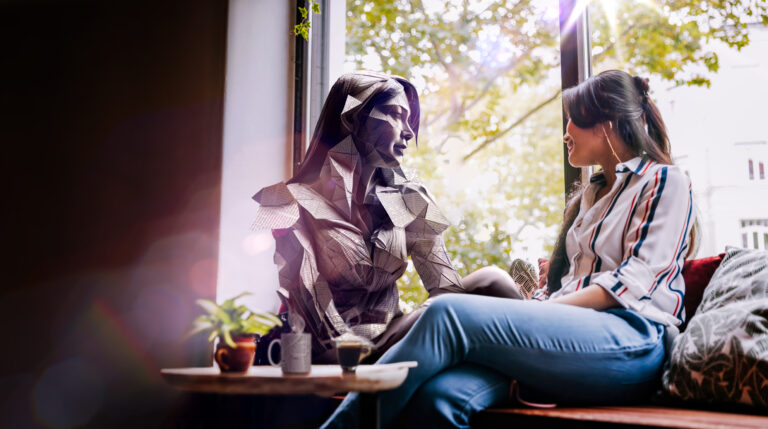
[345,0,564,310]
[589,0,768,257]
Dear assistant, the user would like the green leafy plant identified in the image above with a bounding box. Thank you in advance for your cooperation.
[187,292,282,348]
[294,1,321,41]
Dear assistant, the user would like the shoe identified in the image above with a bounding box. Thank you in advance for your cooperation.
[508,259,538,299]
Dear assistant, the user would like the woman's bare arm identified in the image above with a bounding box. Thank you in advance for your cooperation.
[548,285,620,310]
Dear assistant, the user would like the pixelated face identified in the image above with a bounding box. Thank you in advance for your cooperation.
[358,92,414,167]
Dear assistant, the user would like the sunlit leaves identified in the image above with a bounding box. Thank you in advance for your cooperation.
[294,1,322,41]
[589,0,768,87]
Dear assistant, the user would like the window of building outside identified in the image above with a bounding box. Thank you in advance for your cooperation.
[343,0,565,310]
[589,1,768,258]
[740,219,768,250]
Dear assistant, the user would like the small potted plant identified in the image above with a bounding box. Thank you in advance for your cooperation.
[187,292,282,372]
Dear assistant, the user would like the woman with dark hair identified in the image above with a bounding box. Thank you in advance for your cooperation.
[321,69,697,428]
[252,72,523,363]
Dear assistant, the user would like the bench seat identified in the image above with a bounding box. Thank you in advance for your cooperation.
[473,406,768,429]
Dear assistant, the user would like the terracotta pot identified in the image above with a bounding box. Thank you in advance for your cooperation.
[214,334,256,372]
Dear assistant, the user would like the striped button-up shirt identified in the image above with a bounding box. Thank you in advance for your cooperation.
[545,156,695,327]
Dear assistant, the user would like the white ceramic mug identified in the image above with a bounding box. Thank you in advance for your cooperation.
[267,332,311,374]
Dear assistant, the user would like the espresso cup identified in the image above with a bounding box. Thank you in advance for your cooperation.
[336,341,371,373]
[268,332,311,374]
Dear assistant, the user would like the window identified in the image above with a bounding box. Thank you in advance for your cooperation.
[303,1,768,309]
[740,219,768,250]
[341,0,568,308]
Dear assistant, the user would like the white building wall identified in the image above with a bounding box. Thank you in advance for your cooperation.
[652,25,768,257]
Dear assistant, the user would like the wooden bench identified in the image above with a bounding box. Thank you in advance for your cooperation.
[472,405,768,428]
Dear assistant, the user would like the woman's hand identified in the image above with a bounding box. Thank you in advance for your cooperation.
[537,258,549,288]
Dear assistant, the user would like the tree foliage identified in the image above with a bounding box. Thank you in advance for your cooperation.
[345,0,768,312]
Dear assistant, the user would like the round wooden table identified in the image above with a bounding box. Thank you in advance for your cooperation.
[161,362,417,428]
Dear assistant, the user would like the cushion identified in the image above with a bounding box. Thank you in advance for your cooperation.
[662,247,768,409]
[680,253,724,331]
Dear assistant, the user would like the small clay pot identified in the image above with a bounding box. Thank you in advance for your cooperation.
[214,334,256,372]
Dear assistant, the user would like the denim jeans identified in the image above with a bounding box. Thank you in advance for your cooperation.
[320,294,666,429]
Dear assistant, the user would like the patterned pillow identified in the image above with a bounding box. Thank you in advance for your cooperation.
[662,247,768,409]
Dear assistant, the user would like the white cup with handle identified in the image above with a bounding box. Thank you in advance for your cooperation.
[267,332,312,374]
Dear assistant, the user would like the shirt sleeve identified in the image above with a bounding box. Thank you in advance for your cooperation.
[591,166,694,316]
[408,232,464,293]
[531,286,549,301]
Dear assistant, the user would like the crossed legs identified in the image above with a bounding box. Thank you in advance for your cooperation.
[322,294,666,428]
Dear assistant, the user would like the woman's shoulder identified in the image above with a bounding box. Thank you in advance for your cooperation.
[631,162,692,207]
[639,161,691,188]
[252,180,349,230]
[251,181,301,230]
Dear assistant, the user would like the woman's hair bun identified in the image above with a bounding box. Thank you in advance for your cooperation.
[633,75,650,96]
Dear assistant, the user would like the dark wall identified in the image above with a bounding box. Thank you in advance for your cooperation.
[1,1,228,427]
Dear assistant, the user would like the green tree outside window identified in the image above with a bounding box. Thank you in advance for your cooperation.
[345,0,768,312]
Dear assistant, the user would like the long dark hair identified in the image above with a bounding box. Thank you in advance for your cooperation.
[547,70,697,293]
[290,71,420,185]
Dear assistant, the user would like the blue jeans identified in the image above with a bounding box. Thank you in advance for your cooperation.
[321,294,666,429]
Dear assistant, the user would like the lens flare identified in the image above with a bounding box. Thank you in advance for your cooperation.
[243,232,274,255]
[562,0,592,34]
[33,357,104,429]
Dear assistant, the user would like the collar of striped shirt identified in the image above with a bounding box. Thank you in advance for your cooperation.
[588,155,653,184]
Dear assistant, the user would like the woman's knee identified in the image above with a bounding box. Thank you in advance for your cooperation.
[468,266,507,283]
[462,266,523,299]
[421,294,469,321]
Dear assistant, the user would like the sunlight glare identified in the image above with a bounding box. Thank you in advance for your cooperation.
[562,0,592,34]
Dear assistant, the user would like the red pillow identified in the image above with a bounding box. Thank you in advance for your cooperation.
[680,253,725,331]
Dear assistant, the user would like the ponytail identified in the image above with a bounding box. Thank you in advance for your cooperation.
[633,75,672,163]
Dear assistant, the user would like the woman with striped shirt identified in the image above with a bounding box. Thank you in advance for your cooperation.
[321,70,697,429]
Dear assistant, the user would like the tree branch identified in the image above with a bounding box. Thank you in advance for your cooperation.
[462,89,561,161]
[509,218,530,245]
[461,48,535,114]
[425,109,449,128]
[410,0,463,122]
[436,133,463,152]
[460,22,639,162]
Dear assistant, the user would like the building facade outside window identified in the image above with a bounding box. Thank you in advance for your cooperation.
[639,27,768,257]
[740,219,768,250]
